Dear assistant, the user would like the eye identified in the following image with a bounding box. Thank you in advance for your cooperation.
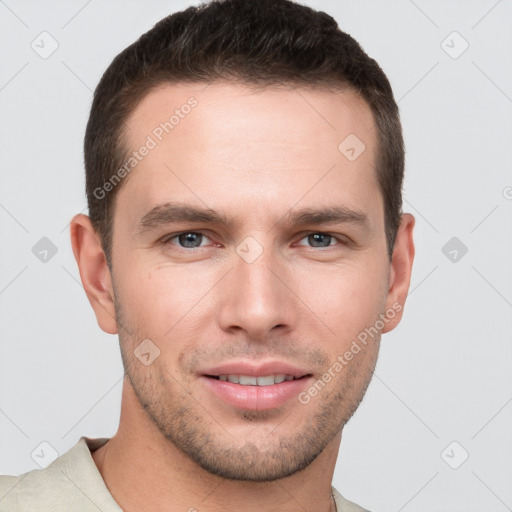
[161,231,346,251]
[163,232,212,249]
[296,232,342,248]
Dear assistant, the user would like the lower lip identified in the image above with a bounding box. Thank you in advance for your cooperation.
[200,376,311,411]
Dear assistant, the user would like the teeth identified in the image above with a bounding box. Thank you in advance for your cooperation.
[239,375,258,385]
[218,374,296,386]
[257,375,275,386]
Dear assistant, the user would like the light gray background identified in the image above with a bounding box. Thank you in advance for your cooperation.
[1,1,511,511]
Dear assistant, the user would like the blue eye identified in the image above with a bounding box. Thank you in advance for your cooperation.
[297,233,337,248]
[161,231,344,251]
[166,232,210,248]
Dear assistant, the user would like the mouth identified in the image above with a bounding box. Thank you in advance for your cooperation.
[205,374,308,385]
[199,362,313,411]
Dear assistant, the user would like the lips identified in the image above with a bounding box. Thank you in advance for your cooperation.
[201,361,310,379]
[217,374,296,385]
[199,361,312,411]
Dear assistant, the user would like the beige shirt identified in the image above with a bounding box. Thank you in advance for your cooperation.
[0,438,370,511]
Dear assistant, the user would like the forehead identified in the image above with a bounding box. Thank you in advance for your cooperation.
[117,81,381,230]
[124,81,375,157]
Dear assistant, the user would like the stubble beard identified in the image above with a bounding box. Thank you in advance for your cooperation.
[115,297,379,482]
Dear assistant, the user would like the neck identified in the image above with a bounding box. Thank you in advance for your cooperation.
[93,379,341,512]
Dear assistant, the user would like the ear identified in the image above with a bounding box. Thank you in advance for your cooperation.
[70,214,118,335]
[382,213,415,333]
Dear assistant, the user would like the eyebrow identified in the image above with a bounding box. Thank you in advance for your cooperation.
[137,203,227,233]
[285,206,369,229]
[136,202,369,233]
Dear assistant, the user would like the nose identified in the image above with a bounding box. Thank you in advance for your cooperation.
[217,242,298,340]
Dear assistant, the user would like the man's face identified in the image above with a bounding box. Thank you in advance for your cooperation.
[110,82,392,481]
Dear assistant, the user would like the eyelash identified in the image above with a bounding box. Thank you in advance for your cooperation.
[160,231,348,250]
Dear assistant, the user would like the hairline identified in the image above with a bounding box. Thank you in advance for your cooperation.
[100,78,391,265]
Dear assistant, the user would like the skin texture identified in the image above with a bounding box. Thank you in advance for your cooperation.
[70,82,415,512]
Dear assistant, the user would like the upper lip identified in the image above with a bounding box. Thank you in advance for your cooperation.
[200,360,311,379]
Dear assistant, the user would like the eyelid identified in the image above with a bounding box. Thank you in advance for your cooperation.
[160,230,350,249]
[160,230,215,247]
[294,232,349,248]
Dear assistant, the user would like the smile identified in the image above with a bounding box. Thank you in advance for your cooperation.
[211,374,299,386]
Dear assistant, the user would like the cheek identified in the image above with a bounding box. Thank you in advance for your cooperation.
[115,262,215,340]
[113,264,169,328]
[295,260,388,342]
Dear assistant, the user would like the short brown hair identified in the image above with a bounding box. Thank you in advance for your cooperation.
[84,0,404,265]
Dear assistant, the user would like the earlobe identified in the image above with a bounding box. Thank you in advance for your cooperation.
[382,213,415,333]
[70,214,118,335]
